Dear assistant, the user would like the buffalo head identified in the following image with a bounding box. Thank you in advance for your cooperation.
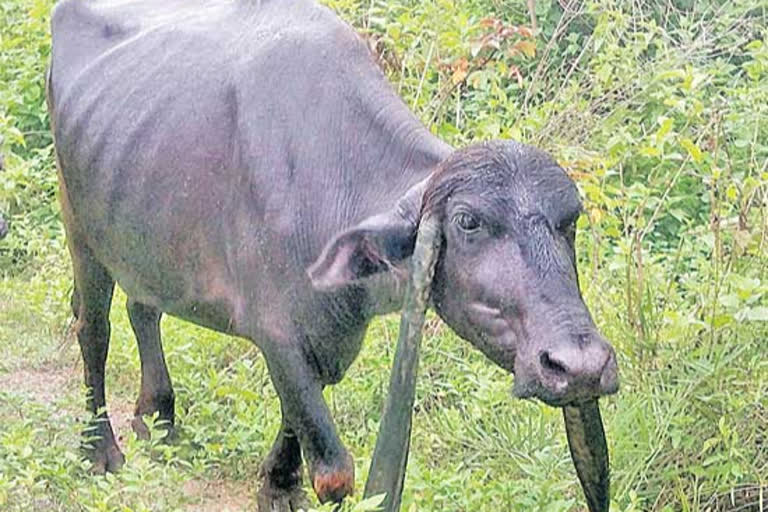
[310,140,618,406]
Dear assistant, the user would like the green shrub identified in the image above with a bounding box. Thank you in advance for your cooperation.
[0,0,766,510]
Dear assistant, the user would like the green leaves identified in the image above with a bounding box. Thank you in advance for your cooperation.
[0,0,57,273]
[678,138,702,163]
[0,0,765,511]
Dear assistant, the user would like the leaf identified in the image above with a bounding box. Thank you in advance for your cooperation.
[470,40,483,58]
[702,454,725,467]
[513,39,536,58]
[745,307,768,321]
[719,294,740,309]
[700,436,720,454]
[711,314,732,329]
[479,17,499,29]
[718,416,728,437]
[656,69,686,82]
[479,119,500,137]
[655,117,674,141]
[437,122,459,139]
[450,58,469,84]
[639,146,660,157]
[238,388,260,402]
[679,137,703,163]
[353,493,387,511]
[6,126,25,146]
[508,65,523,87]
[517,26,534,38]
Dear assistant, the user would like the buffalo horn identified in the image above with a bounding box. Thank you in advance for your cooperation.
[363,214,442,511]
[563,399,610,512]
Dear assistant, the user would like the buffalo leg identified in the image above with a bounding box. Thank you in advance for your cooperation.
[126,299,175,441]
[69,238,123,473]
[263,347,354,504]
[257,415,309,512]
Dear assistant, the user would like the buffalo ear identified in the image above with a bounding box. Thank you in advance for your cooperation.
[308,216,417,291]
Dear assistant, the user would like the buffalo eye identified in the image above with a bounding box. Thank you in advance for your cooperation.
[452,211,481,233]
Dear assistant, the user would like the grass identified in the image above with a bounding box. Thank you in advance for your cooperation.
[1,0,767,510]
[0,243,766,511]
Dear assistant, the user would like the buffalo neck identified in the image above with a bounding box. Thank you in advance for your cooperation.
[342,88,451,315]
[349,89,452,216]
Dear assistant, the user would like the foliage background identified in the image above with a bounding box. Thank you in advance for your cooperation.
[0,0,766,510]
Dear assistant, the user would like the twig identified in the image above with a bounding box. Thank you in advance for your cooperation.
[527,0,537,34]
[412,39,436,110]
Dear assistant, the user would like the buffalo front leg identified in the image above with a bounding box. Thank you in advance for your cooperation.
[257,414,309,512]
[263,347,354,505]
[126,299,175,441]
[69,239,124,473]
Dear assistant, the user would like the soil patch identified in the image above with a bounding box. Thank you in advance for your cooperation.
[0,361,256,511]
[182,478,254,512]
[0,364,76,404]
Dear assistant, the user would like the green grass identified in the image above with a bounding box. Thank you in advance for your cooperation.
[1,0,767,510]
[1,247,766,511]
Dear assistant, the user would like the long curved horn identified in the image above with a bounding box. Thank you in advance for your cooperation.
[563,399,610,512]
[363,214,442,512]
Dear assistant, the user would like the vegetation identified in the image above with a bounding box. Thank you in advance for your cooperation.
[1,0,766,510]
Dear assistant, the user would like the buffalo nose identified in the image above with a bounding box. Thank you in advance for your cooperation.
[538,340,619,401]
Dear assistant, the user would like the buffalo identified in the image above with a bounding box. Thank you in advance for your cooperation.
[48,0,618,510]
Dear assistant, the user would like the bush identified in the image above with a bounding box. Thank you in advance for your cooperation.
[0,0,59,273]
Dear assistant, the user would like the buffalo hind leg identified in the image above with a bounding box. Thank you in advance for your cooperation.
[257,415,308,512]
[126,299,176,441]
[69,239,123,473]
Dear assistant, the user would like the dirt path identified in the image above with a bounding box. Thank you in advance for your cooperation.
[0,362,254,511]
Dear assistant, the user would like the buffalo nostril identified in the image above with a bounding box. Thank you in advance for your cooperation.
[540,351,568,376]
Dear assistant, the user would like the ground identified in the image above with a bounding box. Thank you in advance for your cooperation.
[0,249,766,512]
[0,338,255,511]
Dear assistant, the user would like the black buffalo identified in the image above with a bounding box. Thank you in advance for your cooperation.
[48,0,618,508]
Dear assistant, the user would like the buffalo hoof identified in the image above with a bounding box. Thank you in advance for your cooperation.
[310,453,355,504]
[82,420,125,474]
[131,416,151,440]
[130,415,177,442]
[256,483,309,512]
[85,443,125,474]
